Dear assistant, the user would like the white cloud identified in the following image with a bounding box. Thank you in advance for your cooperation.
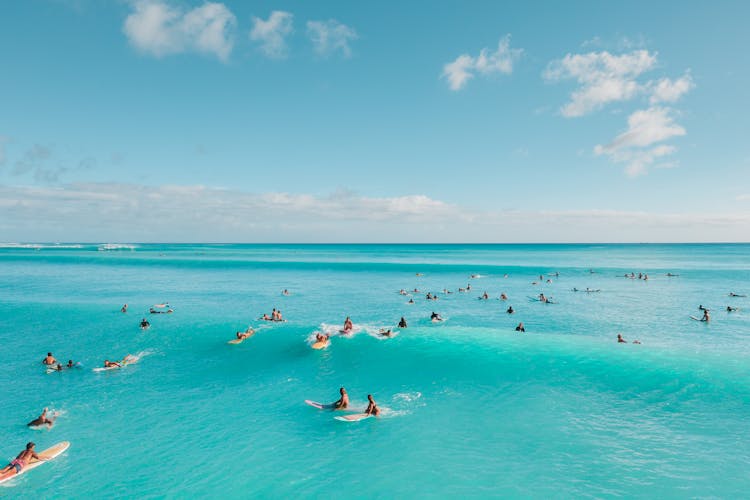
[442,35,522,91]
[306,19,357,57]
[649,72,694,104]
[544,50,656,117]
[1,183,749,242]
[737,194,750,202]
[249,10,293,58]
[123,0,236,61]
[594,107,686,176]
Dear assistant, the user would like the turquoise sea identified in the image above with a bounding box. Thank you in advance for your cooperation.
[1,243,749,497]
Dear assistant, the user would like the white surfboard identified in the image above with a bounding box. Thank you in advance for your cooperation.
[334,413,373,422]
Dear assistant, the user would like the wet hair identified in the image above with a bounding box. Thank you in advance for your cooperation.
[26,442,35,450]
[47,352,52,356]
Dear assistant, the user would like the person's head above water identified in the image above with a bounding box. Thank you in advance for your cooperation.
[26,442,35,450]
[340,387,346,394]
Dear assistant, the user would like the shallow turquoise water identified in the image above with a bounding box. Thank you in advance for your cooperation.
[1,243,749,497]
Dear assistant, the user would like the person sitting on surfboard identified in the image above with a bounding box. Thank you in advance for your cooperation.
[334,388,349,409]
[702,309,710,322]
[343,316,353,332]
[364,395,380,416]
[27,408,56,428]
[430,312,442,321]
[398,317,407,328]
[140,318,150,329]
[42,353,57,366]
[515,322,525,332]
[1,443,43,477]
[507,306,514,314]
[617,334,627,343]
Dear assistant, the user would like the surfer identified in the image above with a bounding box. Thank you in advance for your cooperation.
[617,334,627,343]
[407,298,414,304]
[315,333,330,343]
[121,304,128,313]
[364,394,380,416]
[379,328,392,337]
[282,289,290,296]
[515,322,525,332]
[42,353,57,366]
[66,360,76,368]
[398,317,407,328]
[140,318,150,329]
[0,443,43,478]
[27,408,56,428]
[702,309,710,322]
[430,312,443,321]
[275,310,284,321]
[729,292,746,297]
[500,293,507,300]
[507,306,514,314]
[236,328,254,340]
[539,293,547,303]
[103,359,121,368]
[481,291,489,300]
[334,388,349,409]
[727,306,738,312]
[343,316,353,332]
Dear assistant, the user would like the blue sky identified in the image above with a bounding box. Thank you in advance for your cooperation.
[1,0,749,242]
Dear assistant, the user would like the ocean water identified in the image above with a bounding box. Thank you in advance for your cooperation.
[1,243,749,497]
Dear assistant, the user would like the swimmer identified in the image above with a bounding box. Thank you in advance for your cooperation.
[42,353,57,366]
[121,304,128,313]
[515,322,525,332]
[727,306,738,312]
[282,289,290,296]
[507,306,514,314]
[666,273,679,277]
[140,318,150,329]
[66,360,76,368]
[729,292,746,297]
[407,298,415,304]
[27,408,56,428]
[364,394,380,416]
[0,443,43,480]
[481,292,489,300]
[398,317,407,328]
[466,284,471,291]
[539,293,547,303]
[500,293,507,300]
[334,387,349,409]
[399,289,407,295]
[617,334,627,343]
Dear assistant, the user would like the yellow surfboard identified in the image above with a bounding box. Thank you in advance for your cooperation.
[312,340,330,350]
[0,441,70,485]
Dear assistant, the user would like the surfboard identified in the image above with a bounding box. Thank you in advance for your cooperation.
[305,400,335,409]
[312,340,329,349]
[334,413,373,422]
[689,316,706,322]
[0,441,70,485]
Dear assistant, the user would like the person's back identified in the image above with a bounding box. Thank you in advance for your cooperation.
[398,317,407,328]
[43,353,56,365]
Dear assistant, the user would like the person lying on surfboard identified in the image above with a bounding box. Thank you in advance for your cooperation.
[236,328,254,340]
[0,443,43,478]
[103,359,122,368]
[27,409,56,428]
[364,395,380,416]
[334,388,349,409]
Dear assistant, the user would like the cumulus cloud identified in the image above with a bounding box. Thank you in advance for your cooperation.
[594,107,686,176]
[648,72,694,104]
[442,35,522,91]
[249,10,293,58]
[306,19,358,57]
[544,50,656,117]
[123,0,237,61]
[1,183,748,243]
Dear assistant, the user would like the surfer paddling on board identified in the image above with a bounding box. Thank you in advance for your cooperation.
[27,408,56,428]
[236,328,254,341]
[103,359,121,368]
[334,388,349,409]
[0,443,43,478]
[42,353,57,366]
[364,395,380,416]
[343,316,353,333]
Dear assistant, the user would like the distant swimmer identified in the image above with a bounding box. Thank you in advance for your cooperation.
[121,304,128,313]
[413,288,420,293]
[66,360,77,368]
[430,312,443,322]
[0,442,43,479]
[539,293,547,303]
[482,292,489,300]
[407,298,415,304]
[500,293,508,300]
[729,292,747,297]
[617,334,627,343]
[343,316,353,332]
[458,287,467,293]
[727,306,738,312]
[365,394,380,416]
[470,274,480,279]
[140,318,150,329]
[416,273,423,276]
[702,309,710,322]
[334,387,349,409]
[149,307,173,314]
[379,328,392,337]
[399,289,407,295]
[507,306,514,314]
[42,353,57,366]
[27,408,56,428]
[666,273,679,277]
[282,289,290,296]
[466,284,472,291]
[398,317,407,328]
[515,322,525,332]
